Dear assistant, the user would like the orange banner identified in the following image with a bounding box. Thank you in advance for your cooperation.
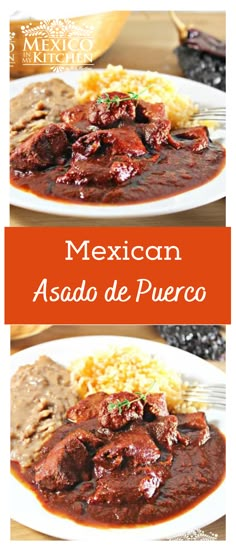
[5,227,231,324]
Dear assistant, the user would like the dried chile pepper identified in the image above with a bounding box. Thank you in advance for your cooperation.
[170,12,226,91]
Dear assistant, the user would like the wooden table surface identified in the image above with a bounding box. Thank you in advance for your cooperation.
[10,323,226,540]
[10,11,226,228]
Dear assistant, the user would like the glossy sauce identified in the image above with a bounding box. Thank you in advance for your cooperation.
[11,421,225,529]
[10,142,225,205]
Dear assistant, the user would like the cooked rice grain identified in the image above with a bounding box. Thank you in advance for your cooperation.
[68,346,199,413]
[76,64,198,129]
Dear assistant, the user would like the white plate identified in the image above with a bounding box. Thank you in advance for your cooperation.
[10,71,226,219]
[10,335,226,541]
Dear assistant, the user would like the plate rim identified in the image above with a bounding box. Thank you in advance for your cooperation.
[10,69,226,219]
[10,334,226,540]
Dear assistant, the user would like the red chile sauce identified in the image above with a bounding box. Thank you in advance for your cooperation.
[10,143,225,206]
[10,92,225,206]
[11,421,225,529]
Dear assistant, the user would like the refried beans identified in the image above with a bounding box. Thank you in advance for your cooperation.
[11,355,77,468]
[10,78,76,151]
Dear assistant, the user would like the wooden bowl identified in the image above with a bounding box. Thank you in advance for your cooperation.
[10,12,130,78]
[10,325,52,340]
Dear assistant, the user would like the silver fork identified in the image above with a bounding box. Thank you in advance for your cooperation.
[182,383,226,408]
[190,107,226,124]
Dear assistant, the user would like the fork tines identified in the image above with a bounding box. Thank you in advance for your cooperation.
[182,383,226,407]
[190,107,226,121]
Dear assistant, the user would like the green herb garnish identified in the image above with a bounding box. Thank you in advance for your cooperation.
[96,89,147,106]
[107,381,157,414]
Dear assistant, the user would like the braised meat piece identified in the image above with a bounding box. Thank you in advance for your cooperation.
[88,465,164,505]
[72,131,103,159]
[108,127,146,157]
[138,120,171,150]
[35,426,103,491]
[72,127,147,160]
[35,431,90,491]
[177,412,210,446]
[94,427,160,478]
[66,392,108,423]
[88,92,136,128]
[177,412,208,430]
[67,427,103,450]
[110,158,141,183]
[10,124,69,171]
[136,100,166,123]
[60,123,85,144]
[98,391,144,430]
[56,159,112,187]
[61,105,98,136]
[144,393,169,419]
[168,126,209,152]
[61,103,90,125]
[57,156,141,187]
[148,415,178,451]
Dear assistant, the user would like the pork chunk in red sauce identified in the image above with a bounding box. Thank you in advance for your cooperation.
[136,100,167,123]
[72,127,147,160]
[35,432,90,490]
[177,411,210,446]
[67,392,108,423]
[98,391,144,430]
[93,426,161,479]
[88,465,165,504]
[177,411,208,430]
[110,157,142,183]
[148,415,179,451]
[88,92,137,127]
[144,392,169,419]
[56,160,111,187]
[61,103,90,125]
[168,126,209,152]
[35,426,104,490]
[59,122,85,144]
[10,123,70,171]
[138,120,171,150]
